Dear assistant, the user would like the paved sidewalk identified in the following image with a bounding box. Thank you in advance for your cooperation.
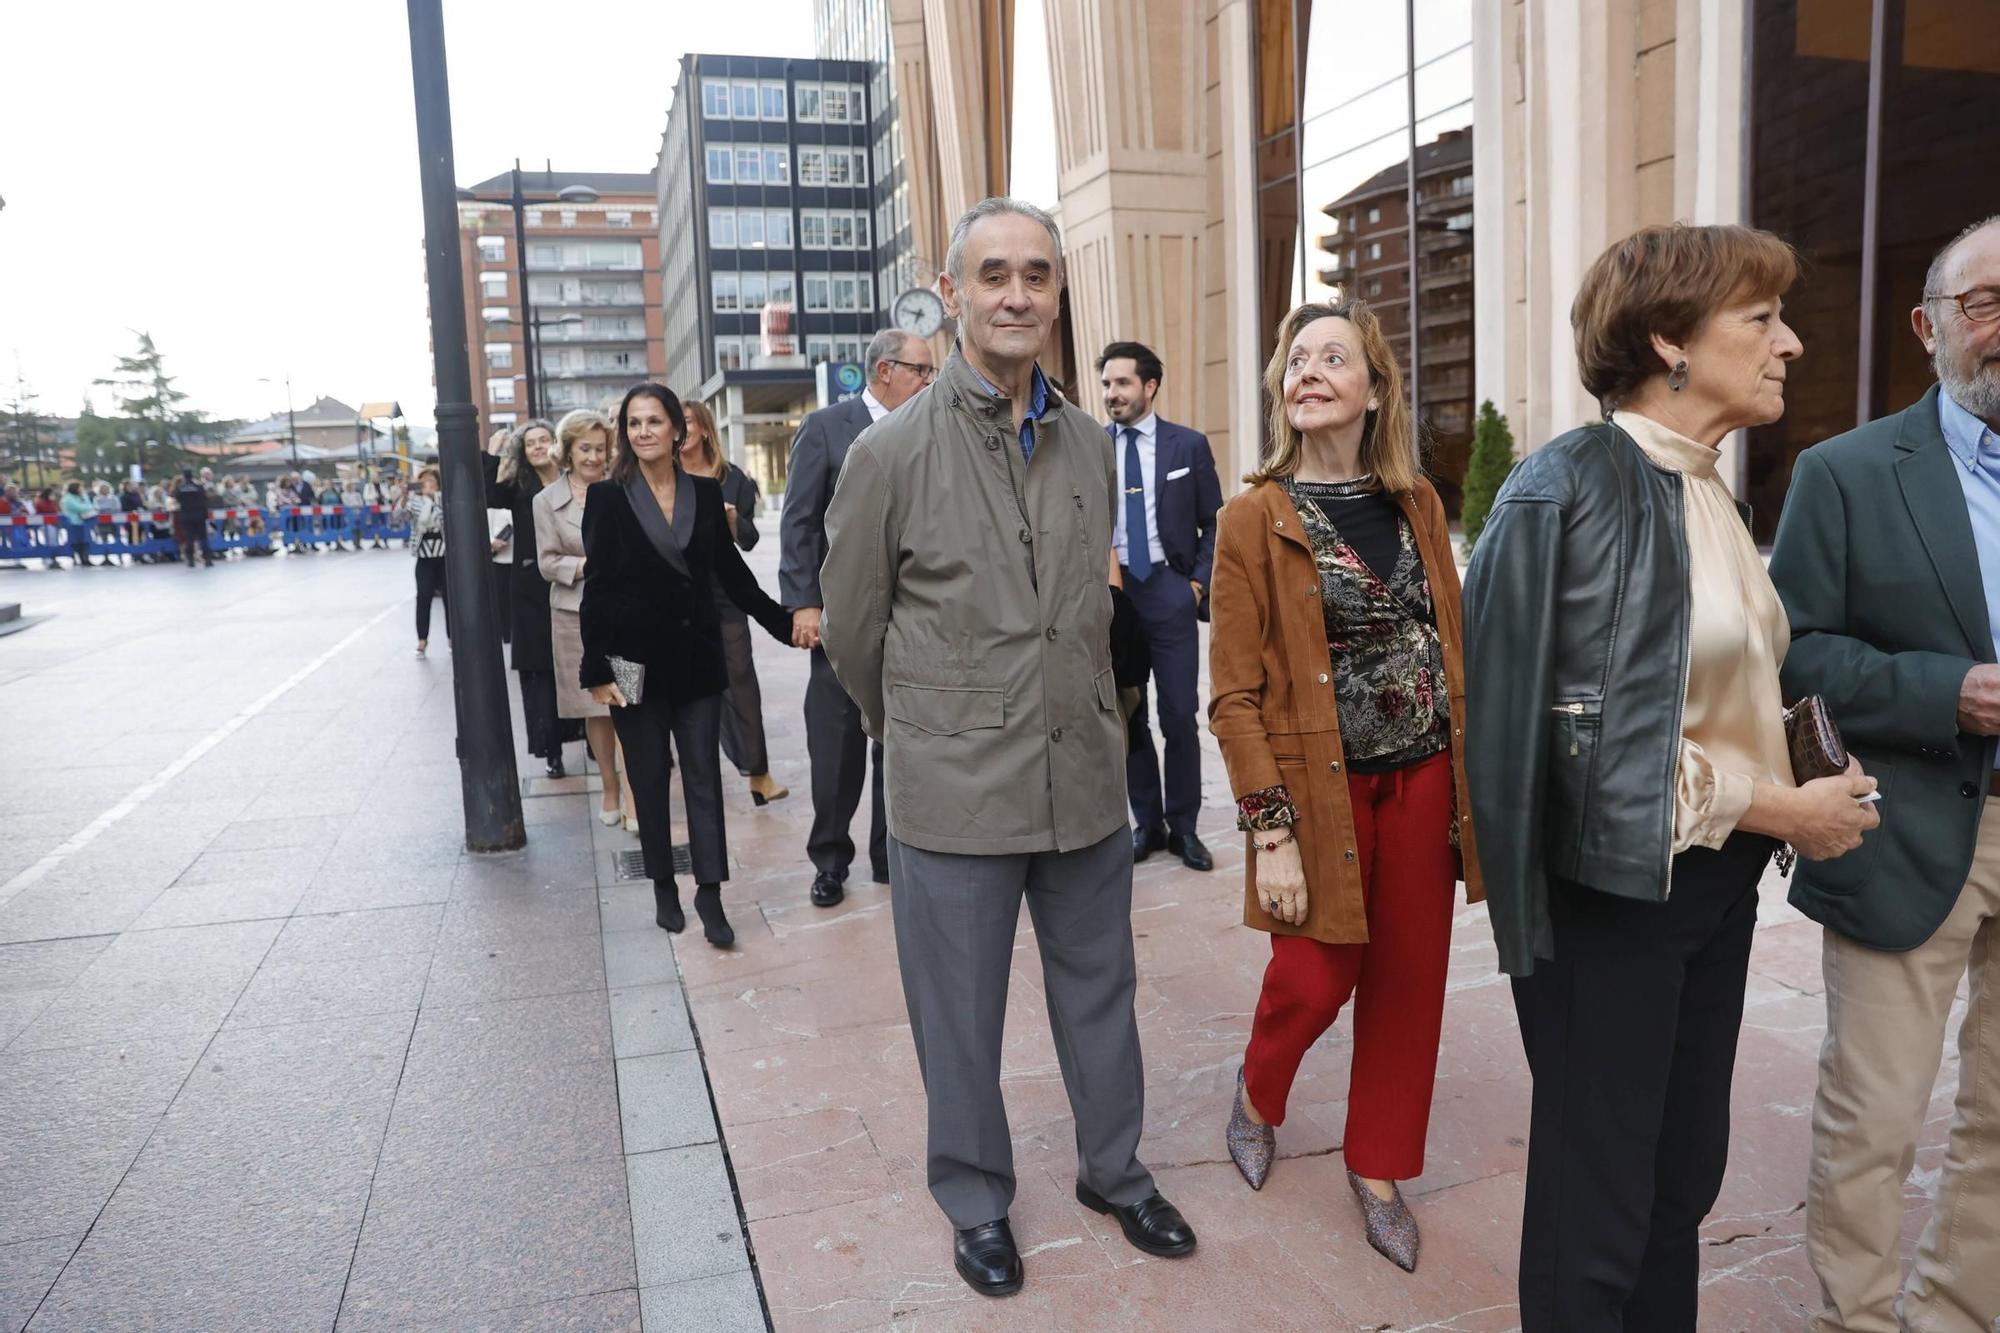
[0,552,759,1331]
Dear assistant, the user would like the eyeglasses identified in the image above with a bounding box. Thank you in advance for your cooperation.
[1925,287,2000,324]
[885,358,939,383]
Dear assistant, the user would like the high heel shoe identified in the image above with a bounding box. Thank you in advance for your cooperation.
[654,880,684,933]
[692,884,734,948]
[1226,1067,1275,1190]
[1346,1168,1419,1272]
[597,805,622,827]
[747,773,789,806]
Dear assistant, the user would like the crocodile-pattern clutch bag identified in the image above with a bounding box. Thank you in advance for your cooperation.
[1784,695,1847,783]
[607,655,645,708]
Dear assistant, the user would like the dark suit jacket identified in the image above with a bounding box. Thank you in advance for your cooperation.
[779,394,875,609]
[1769,385,1995,951]
[1108,416,1225,617]
[482,454,554,673]
[579,468,791,701]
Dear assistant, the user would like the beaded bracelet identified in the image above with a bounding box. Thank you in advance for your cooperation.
[1255,828,1297,854]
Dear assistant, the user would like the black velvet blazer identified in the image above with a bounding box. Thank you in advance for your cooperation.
[578,467,791,702]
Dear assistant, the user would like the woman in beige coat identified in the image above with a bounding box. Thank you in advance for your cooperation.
[535,408,623,826]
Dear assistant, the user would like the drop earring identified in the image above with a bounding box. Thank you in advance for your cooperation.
[1668,360,1689,393]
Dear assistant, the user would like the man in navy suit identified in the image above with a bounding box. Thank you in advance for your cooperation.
[1100,342,1224,871]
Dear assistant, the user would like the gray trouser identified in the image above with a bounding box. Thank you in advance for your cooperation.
[889,827,1155,1229]
[716,615,769,777]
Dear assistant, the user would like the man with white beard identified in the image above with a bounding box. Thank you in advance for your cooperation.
[1769,214,2000,1333]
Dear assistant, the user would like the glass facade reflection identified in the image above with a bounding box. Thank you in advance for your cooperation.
[1747,0,2000,540]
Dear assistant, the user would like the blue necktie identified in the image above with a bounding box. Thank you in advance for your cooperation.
[1123,426,1152,582]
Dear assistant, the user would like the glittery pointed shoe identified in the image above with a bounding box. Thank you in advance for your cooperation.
[1346,1169,1419,1272]
[1226,1067,1275,1191]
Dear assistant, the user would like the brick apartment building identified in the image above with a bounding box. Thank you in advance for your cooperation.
[455,169,667,437]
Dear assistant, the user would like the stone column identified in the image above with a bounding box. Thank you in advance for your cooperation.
[889,0,949,278]
[1044,0,1215,436]
[922,0,1002,230]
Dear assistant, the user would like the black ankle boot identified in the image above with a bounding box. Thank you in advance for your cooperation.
[653,880,684,933]
[546,752,566,779]
[692,884,734,948]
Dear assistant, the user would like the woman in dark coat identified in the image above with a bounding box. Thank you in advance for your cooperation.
[678,398,788,806]
[581,383,795,948]
[485,418,568,776]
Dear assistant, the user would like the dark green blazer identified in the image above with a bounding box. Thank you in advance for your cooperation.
[1769,385,1996,950]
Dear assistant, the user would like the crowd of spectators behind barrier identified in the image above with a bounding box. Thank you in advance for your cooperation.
[0,466,416,567]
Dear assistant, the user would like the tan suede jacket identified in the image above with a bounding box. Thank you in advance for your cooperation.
[1208,477,1485,943]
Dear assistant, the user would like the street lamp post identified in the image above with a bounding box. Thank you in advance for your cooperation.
[257,376,301,467]
[405,0,526,852]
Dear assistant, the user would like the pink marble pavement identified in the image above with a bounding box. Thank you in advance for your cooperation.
[668,546,1968,1332]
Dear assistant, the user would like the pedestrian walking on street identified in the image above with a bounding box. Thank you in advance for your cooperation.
[1768,215,2000,1333]
[487,420,570,777]
[1463,223,1879,1332]
[779,328,934,907]
[59,481,97,567]
[1208,301,1482,1272]
[1099,340,1222,872]
[580,383,795,948]
[820,198,1197,1299]
[681,397,788,808]
[405,467,449,655]
[535,408,627,829]
[171,469,213,568]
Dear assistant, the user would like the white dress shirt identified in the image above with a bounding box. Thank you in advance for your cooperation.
[861,388,888,423]
[1112,412,1167,568]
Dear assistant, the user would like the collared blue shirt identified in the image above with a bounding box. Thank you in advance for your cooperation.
[1941,389,2000,765]
[966,359,1052,464]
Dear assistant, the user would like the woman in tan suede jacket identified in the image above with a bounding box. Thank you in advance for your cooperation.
[1209,299,1482,1272]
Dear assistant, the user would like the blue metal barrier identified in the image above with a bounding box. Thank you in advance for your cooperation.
[2,505,409,562]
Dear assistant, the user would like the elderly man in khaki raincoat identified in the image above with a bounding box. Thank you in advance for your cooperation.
[821,197,1198,1298]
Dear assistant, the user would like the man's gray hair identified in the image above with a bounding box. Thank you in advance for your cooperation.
[864,328,915,380]
[1924,214,2000,300]
[944,197,1065,286]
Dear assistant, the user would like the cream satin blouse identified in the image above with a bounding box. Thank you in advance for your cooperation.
[1614,411,1796,852]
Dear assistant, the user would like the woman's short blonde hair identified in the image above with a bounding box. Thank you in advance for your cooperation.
[553,409,614,471]
[1250,300,1420,492]
[680,398,723,477]
[1572,223,1799,410]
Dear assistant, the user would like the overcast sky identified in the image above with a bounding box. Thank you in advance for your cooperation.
[0,1,816,431]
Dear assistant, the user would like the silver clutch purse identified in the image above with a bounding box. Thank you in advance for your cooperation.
[607,655,645,707]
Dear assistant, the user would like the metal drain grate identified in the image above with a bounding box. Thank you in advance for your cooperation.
[614,845,693,880]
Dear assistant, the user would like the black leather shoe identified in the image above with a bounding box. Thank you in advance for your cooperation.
[952,1219,1023,1297]
[1167,832,1213,872]
[545,753,566,780]
[1074,1185,1197,1258]
[1131,824,1168,863]
[692,884,734,948]
[809,872,845,908]
[653,881,684,933]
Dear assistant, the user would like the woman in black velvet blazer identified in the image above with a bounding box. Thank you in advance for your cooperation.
[581,382,793,947]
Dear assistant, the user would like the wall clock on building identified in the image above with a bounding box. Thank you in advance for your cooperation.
[893,287,946,338]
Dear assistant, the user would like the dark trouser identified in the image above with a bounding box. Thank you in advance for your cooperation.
[717,614,770,777]
[1512,832,1773,1332]
[518,668,559,758]
[414,556,449,640]
[69,526,92,566]
[611,689,727,885]
[805,646,887,880]
[177,520,212,567]
[1120,565,1201,838]
[889,826,1154,1229]
[492,561,512,644]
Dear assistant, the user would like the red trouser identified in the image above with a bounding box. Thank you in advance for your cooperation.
[1241,748,1458,1180]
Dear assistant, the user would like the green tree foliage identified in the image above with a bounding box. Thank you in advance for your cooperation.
[91,332,233,475]
[1460,399,1517,556]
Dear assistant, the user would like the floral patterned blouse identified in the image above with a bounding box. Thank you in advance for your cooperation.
[1288,476,1450,772]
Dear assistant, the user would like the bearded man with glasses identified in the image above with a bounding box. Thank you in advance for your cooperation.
[1770,214,2000,1333]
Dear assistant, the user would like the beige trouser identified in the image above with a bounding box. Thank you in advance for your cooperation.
[1807,799,2000,1333]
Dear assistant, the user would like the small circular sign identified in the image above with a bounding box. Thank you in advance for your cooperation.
[835,363,866,393]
